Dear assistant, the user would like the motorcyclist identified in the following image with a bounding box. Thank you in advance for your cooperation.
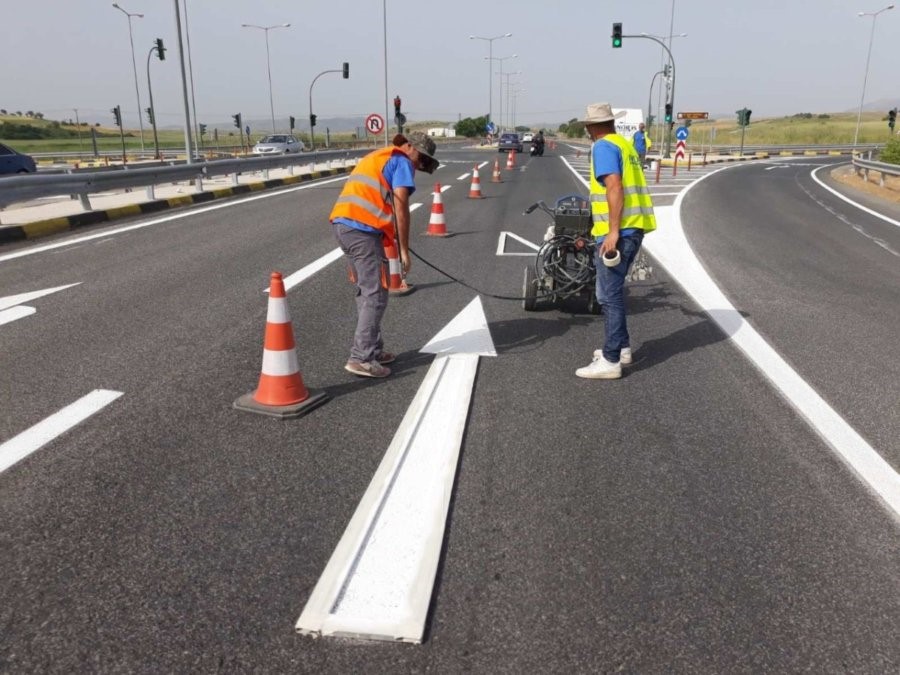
[532,130,545,156]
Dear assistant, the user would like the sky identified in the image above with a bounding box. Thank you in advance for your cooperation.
[2,0,899,131]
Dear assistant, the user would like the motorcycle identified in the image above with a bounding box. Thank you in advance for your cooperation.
[529,138,545,156]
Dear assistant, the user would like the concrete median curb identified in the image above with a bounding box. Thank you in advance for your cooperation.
[0,165,350,246]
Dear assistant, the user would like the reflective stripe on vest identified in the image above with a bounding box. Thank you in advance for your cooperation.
[330,146,404,234]
[589,133,656,237]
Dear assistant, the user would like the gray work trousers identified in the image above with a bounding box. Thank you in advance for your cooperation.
[332,223,387,363]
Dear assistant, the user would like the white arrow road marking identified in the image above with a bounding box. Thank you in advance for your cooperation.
[0,389,123,473]
[297,296,496,643]
[496,231,541,256]
[0,283,81,326]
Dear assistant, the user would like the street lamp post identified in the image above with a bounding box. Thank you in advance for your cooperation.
[242,22,291,134]
[853,4,894,148]
[487,54,516,132]
[112,2,146,153]
[498,70,521,131]
[469,32,511,134]
[647,68,666,131]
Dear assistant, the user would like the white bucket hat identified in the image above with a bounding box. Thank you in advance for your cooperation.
[580,102,627,125]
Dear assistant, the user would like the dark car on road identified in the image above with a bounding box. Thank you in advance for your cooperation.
[0,143,37,174]
[498,132,524,153]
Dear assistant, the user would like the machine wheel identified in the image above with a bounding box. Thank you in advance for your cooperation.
[587,289,602,315]
[523,266,538,311]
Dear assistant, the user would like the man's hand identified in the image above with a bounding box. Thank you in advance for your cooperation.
[599,231,619,257]
[400,249,411,274]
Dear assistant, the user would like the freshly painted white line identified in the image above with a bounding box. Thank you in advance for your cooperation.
[0,283,81,311]
[297,297,496,642]
[440,184,451,193]
[496,231,541,256]
[265,247,344,293]
[811,164,900,229]
[457,173,470,181]
[565,161,900,519]
[410,203,423,212]
[0,175,352,263]
[0,389,123,473]
[0,306,36,326]
[477,161,488,169]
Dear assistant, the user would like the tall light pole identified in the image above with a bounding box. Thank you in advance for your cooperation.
[511,87,525,131]
[854,4,894,147]
[487,54,516,132]
[498,71,521,130]
[645,32,686,149]
[242,22,291,134]
[112,3,146,153]
[469,32,511,134]
[73,108,85,157]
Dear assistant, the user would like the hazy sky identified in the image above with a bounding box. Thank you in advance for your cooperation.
[2,0,898,130]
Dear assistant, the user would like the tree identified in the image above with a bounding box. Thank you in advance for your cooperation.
[0,109,6,115]
[454,114,489,138]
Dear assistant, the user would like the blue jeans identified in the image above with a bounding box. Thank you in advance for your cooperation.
[595,232,644,363]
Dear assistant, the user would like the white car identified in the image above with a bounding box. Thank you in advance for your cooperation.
[521,132,534,143]
[252,135,305,154]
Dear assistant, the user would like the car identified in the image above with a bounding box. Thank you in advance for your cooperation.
[0,143,37,174]
[252,135,304,155]
[521,132,534,143]
[498,132,524,153]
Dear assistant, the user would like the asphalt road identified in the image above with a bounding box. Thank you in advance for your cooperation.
[1,147,898,672]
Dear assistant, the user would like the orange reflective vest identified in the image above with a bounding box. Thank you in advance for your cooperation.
[330,146,406,237]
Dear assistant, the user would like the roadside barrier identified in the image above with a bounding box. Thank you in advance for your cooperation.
[425,183,450,237]
[233,272,328,419]
[468,165,484,199]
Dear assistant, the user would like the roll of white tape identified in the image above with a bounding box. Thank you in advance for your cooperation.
[602,249,621,267]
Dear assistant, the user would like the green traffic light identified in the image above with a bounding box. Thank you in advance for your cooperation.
[612,38,622,47]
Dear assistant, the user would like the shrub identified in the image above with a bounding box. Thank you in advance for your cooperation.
[880,137,900,164]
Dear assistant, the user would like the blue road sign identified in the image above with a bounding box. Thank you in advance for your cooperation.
[676,126,689,140]
[486,121,497,134]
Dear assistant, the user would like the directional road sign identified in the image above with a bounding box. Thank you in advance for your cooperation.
[675,126,689,141]
[677,112,709,120]
[365,113,385,135]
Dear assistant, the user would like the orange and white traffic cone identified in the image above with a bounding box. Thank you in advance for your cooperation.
[468,165,484,199]
[491,158,503,183]
[506,150,515,170]
[425,183,450,236]
[384,238,413,295]
[234,272,328,418]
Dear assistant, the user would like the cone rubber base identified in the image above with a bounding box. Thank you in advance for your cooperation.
[233,389,329,419]
[424,230,452,237]
[389,283,415,295]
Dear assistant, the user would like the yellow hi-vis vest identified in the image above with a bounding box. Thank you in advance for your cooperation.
[589,133,656,238]
[330,146,405,236]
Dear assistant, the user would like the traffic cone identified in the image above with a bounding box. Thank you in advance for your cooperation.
[491,158,503,183]
[384,237,413,295]
[506,150,515,170]
[468,165,484,199]
[234,272,328,419]
[425,183,450,236]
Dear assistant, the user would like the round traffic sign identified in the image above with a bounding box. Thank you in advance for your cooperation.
[365,113,385,134]
[676,126,689,140]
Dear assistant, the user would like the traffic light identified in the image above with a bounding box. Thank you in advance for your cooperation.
[155,38,166,61]
[744,109,752,126]
[111,105,122,127]
[342,62,349,79]
[289,115,295,131]
[612,22,623,48]
[145,107,154,124]
[309,113,317,128]
[664,103,673,123]
[232,113,241,129]
[889,108,897,130]
[393,95,402,116]
[199,123,207,136]
[685,118,692,128]
[736,108,746,126]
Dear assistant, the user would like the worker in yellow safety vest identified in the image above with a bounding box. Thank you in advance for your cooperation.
[576,103,656,380]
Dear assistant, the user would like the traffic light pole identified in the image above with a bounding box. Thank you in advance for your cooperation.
[308,65,349,151]
[146,47,162,160]
[626,33,676,158]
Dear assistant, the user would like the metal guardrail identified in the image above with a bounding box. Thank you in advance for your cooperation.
[0,149,364,211]
[851,151,900,185]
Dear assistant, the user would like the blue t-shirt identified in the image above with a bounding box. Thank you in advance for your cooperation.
[633,130,647,154]
[591,139,638,242]
[334,154,416,233]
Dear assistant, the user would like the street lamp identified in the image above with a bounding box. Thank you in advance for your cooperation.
[510,87,525,131]
[853,4,894,147]
[112,2,146,153]
[486,54,516,132]
[498,71,522,131]
[241,23,291,134]
[469,32,512,133]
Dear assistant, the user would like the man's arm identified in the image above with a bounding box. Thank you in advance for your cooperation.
[599,172,624,256]
[392,186,412,273]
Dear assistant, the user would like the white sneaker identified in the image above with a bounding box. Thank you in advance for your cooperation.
[576,354,622,379]
[593,348,632,366]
